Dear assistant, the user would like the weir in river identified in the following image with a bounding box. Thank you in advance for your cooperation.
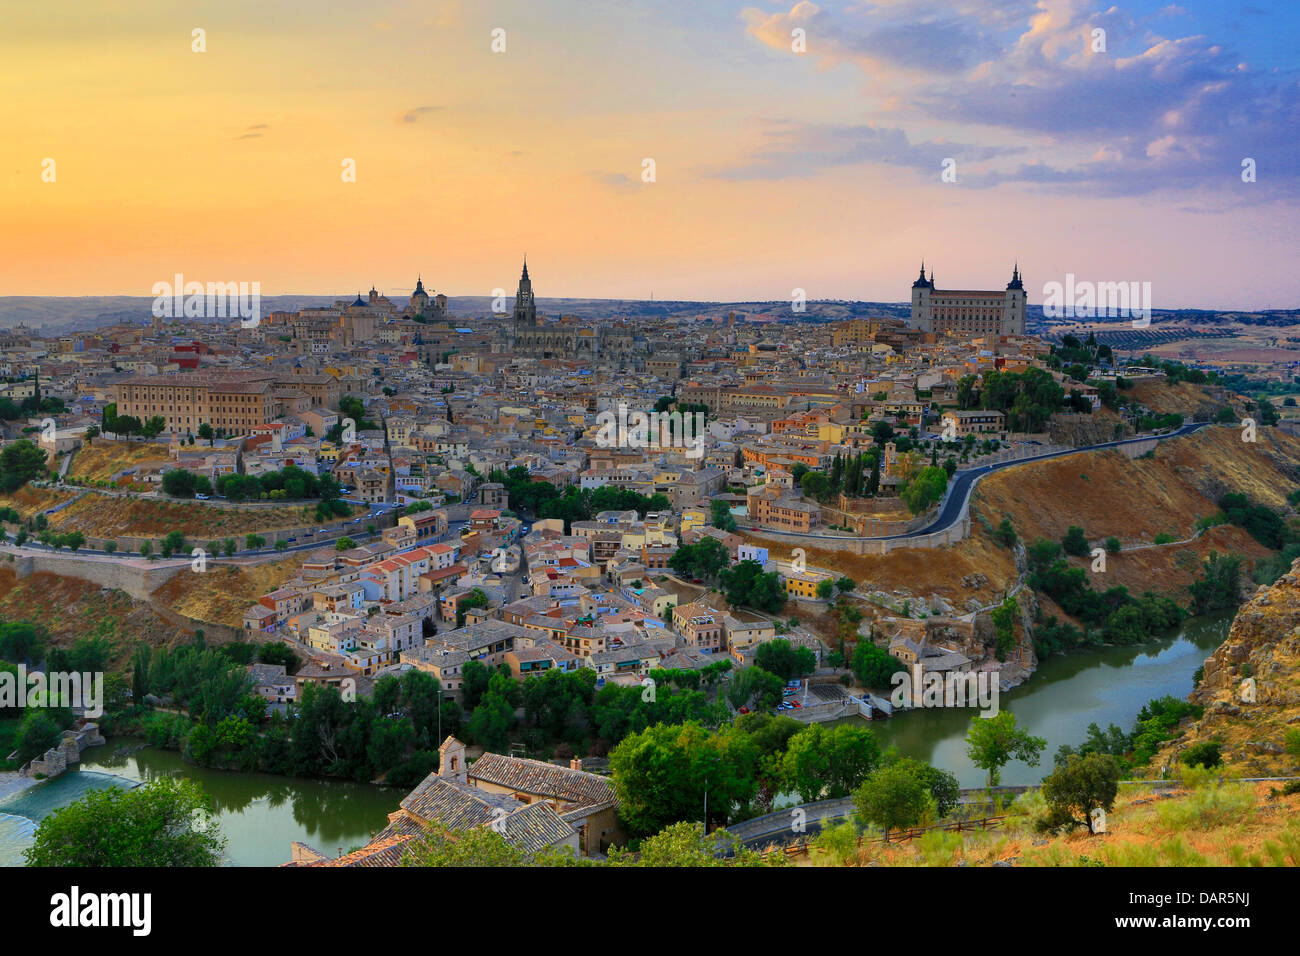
[0,769,139,866]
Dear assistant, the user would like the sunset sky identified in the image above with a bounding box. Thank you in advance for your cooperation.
[2,0,1297,307]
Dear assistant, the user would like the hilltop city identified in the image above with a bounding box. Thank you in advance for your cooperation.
[3,258,1298,868]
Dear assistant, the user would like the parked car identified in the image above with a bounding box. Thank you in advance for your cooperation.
[195,493,210,500]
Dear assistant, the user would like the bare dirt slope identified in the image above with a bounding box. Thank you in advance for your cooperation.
[67,440,172,485]
[1152,560,1300,777]
[0,566,187,665]
[151,556,306,628]
[45,493,323,539]
[745,425,1299,647]
[973,425,1300,548]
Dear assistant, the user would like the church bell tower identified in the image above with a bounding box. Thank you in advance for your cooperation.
[513,258,536,328]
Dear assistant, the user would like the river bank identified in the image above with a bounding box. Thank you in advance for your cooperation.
[0,738,399,867]
[832,609,1234,789]
[1,611,1234,864]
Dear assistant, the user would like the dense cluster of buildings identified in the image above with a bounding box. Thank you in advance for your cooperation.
[1,263,1094,860]
[242,503,831,697]
[2,266,1070,528]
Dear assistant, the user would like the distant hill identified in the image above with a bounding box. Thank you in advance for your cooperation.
[3,295,1297,337]
[0,296,336,336]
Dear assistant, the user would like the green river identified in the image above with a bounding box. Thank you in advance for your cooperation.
[0,610,1232,865]
[0,743,398,867]
[857,608,1234,788]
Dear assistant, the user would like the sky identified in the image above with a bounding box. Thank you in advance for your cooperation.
[1,0,1297,308]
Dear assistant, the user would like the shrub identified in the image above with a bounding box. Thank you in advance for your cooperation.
[1180,740,1223,769]
[810,820,860,866]
[1284,729,1300,759]
[1062,526,1090,557]
[1156,780,1253,830]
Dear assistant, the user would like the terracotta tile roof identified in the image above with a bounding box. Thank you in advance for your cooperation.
[496,801,577,855]
[373,814,428,842]
[468,752,616,809]
[400,775,520,829]
[283,834,415,867]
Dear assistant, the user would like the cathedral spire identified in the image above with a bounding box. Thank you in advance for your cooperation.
[514,256,536,327]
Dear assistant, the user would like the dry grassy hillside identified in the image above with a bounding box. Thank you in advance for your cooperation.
[0,485,79,520]
[1126,379,1235,418]
[973,425,1300,548]
[0,566,186,664]
[793,777,1300,867]
[770,534,1015,610]
[151,556,306,628]
[749,427,1298,608]
[43,493,323,539]
[744,425,1299,650]
[67,440,172,485]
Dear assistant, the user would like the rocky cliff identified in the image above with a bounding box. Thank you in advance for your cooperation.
[1156,558,1300,776]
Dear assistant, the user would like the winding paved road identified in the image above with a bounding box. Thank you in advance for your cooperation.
[10,424,1209,564]
[743,422,1210,542]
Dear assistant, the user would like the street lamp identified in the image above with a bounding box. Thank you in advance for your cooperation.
[702,755,719,833]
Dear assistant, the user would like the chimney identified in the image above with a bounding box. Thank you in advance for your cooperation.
[569,757,584,772]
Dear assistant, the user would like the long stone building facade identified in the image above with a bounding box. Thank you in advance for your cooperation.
[910,263,1026,337]
[112,370,340,435]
